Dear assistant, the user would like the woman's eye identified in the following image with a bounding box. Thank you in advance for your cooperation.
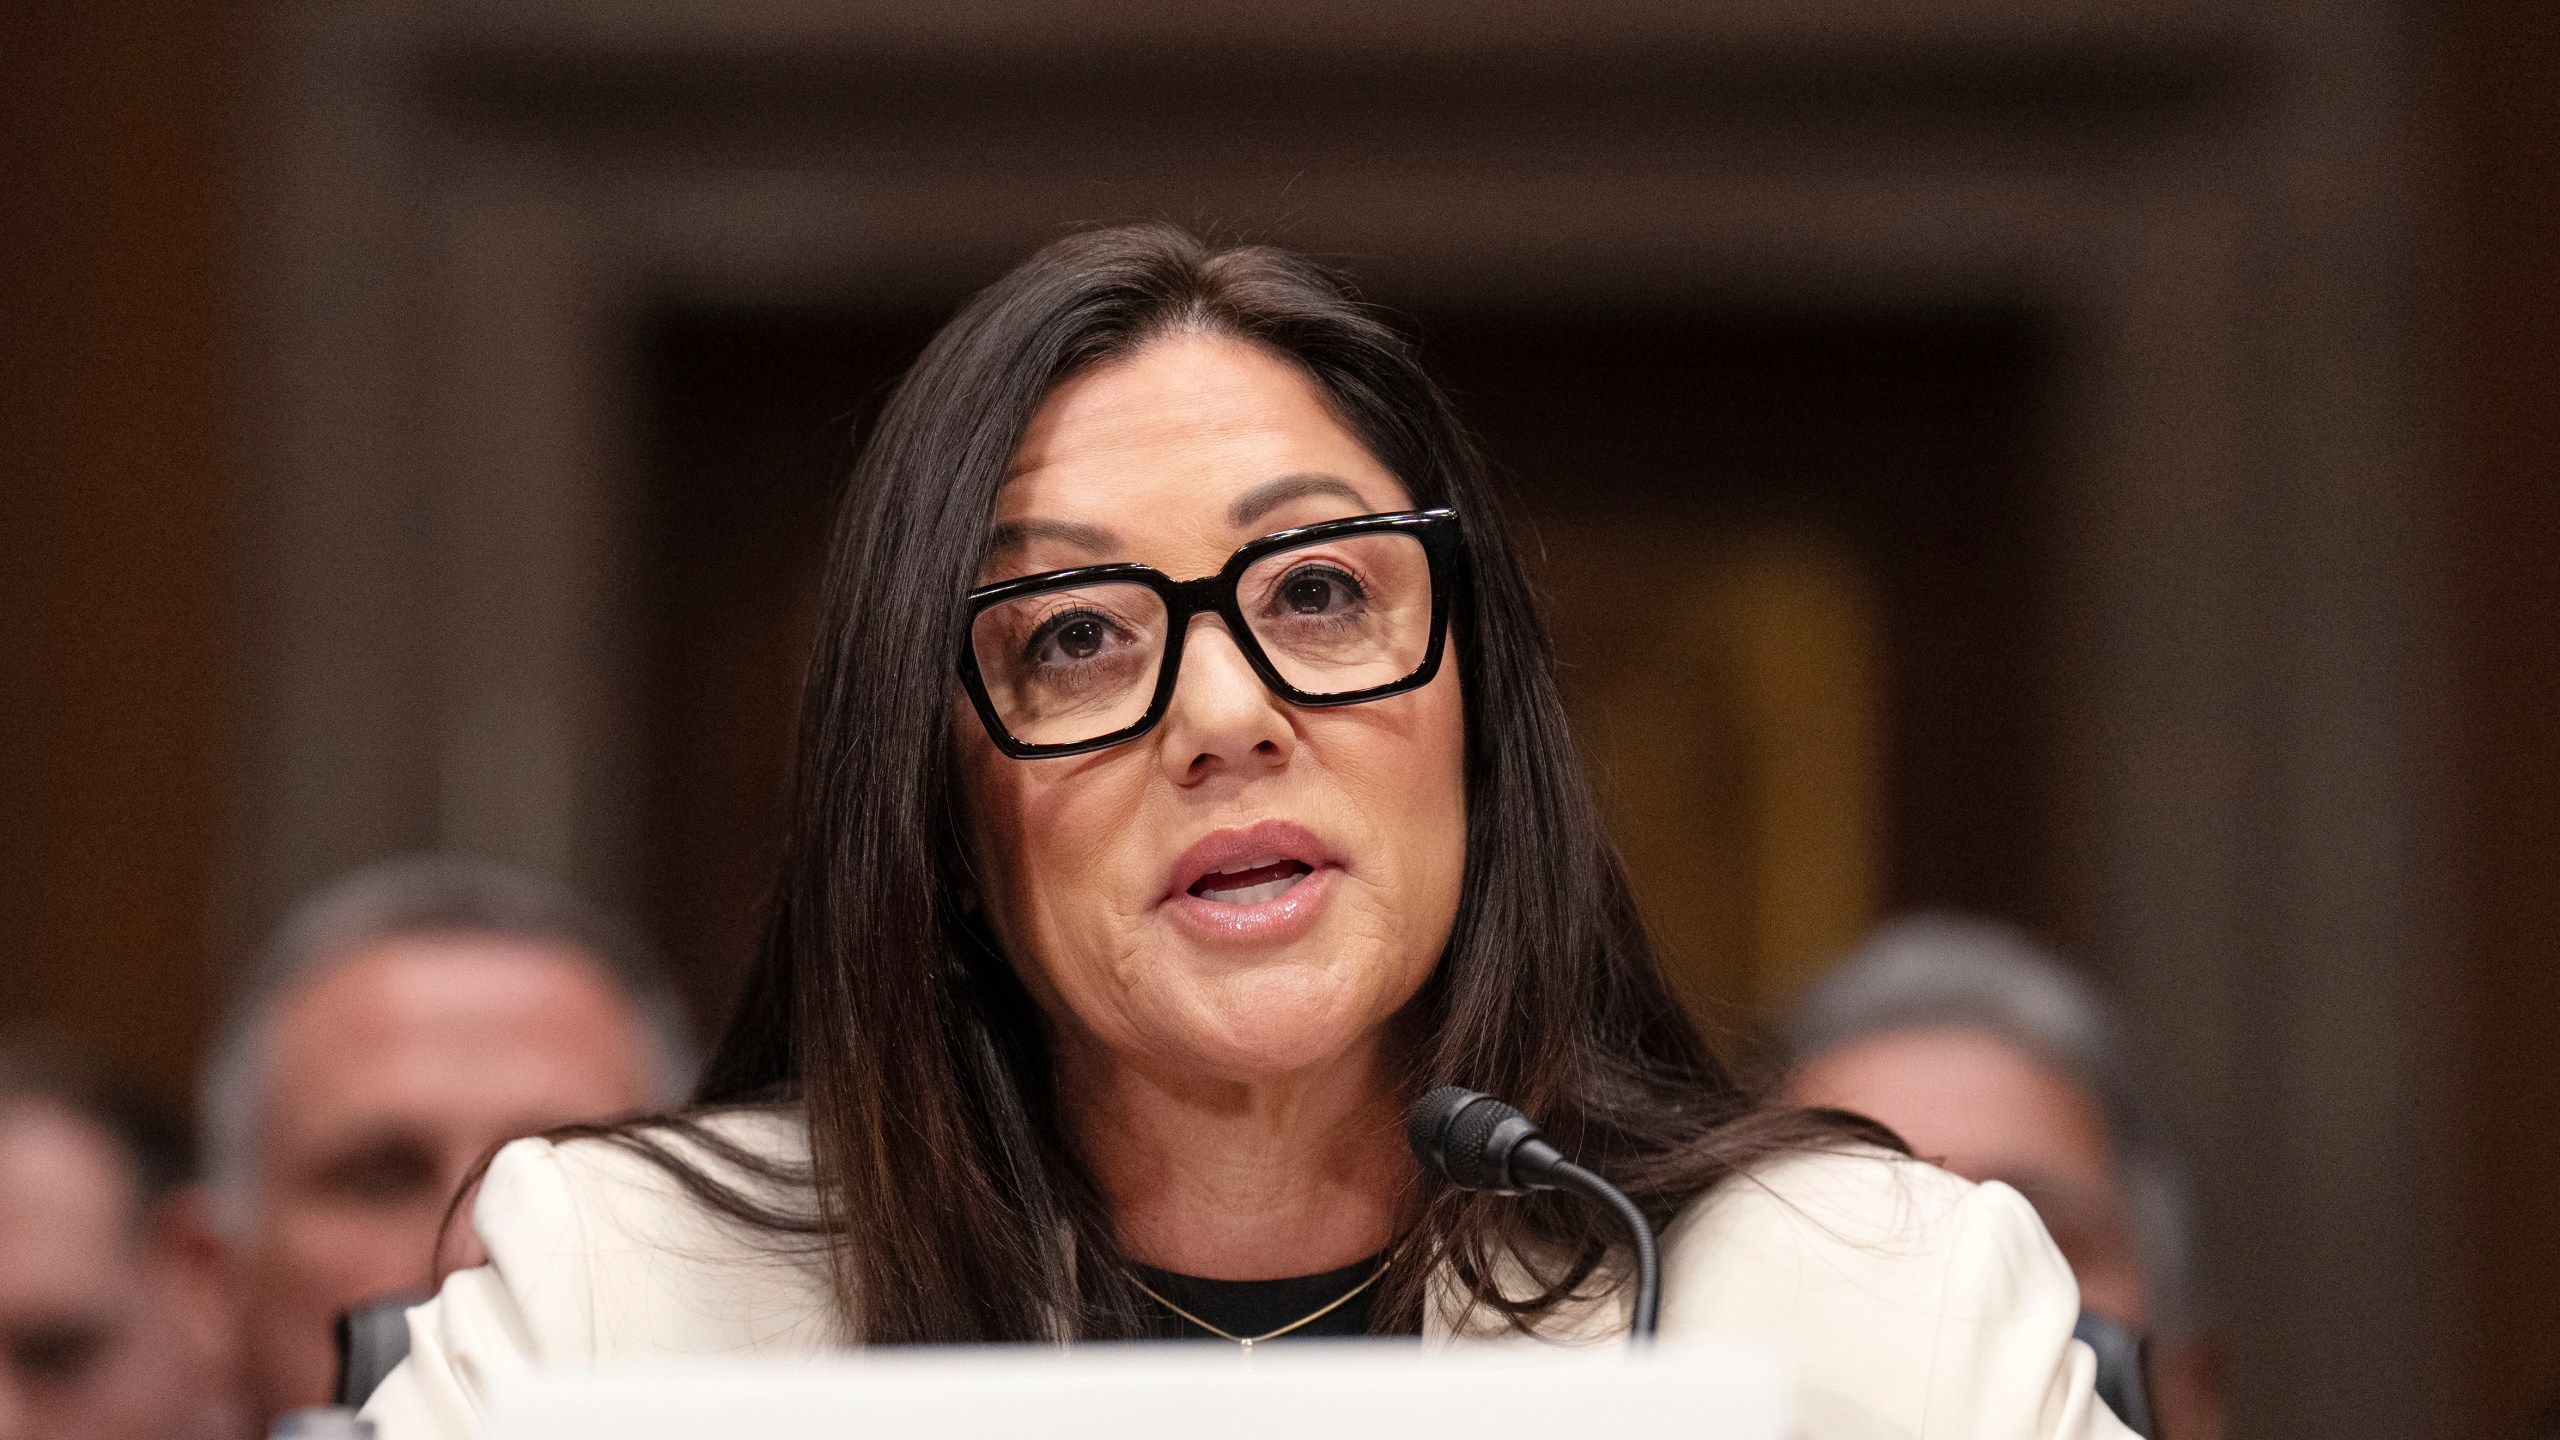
[1026,608,1125,666]
[1052,617,1107,659]
[1277,565,1362,616]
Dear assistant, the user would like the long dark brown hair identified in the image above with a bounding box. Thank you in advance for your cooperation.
[594,223,1889,1345]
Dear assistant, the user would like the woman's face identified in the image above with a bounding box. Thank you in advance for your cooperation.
[956,332,1468,1086]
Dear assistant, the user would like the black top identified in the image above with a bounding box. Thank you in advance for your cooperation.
[1129,1253,1409,1342]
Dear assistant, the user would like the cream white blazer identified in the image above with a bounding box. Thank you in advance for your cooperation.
[364,1109,2132,1440]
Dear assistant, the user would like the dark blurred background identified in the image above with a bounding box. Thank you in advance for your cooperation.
[1,3,2550,1436]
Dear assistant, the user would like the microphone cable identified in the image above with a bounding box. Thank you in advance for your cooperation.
[1406,1086,1661,1341]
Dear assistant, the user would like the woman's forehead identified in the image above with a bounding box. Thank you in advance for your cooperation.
[990,334,1410,574]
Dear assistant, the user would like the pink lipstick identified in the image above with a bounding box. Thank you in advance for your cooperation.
[1162,820,1339,945]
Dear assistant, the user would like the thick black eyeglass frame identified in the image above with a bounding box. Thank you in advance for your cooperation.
[957,508,1462,760]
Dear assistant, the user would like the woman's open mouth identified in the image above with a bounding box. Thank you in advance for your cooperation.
[1187,856,1315,905]
[1163,820,1338,944]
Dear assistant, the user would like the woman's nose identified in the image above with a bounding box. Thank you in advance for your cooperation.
[1156,614,1294,784]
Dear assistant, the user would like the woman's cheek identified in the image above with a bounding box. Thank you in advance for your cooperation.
[1019,772,1153,965]
[1335,751,1463,962]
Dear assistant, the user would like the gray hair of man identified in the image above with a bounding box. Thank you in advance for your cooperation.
[1,1036,196,1208]
[1781,912,2206,1338]
[201,855,697,1236]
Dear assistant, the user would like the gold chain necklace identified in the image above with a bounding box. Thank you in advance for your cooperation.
[1125,1260,1387,1351]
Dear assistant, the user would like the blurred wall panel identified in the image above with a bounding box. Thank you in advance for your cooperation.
[1711,532,1883,1008]
[2452,1,2560,1431]
[0,1,236,1100]
[637,309,947,1033]
[1417,309,2053,1018]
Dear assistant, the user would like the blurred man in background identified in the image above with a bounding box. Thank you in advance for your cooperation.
[198,857,694,1425]
[0,1042,243,1440]
[1780,914,2226,1440]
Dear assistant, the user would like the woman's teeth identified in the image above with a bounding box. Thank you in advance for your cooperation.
[1208,874,1300,904]
[1189,857,1314,904]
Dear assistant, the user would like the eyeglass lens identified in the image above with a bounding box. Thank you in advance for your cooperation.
[968,530,1436,749]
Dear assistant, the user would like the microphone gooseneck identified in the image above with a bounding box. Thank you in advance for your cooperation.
[1406,1086,1662,1342]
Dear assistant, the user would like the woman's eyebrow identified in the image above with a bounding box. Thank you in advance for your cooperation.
[1228,473,1376,529]
[985,517,1121,559]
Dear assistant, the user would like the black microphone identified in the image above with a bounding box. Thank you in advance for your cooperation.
[1406,1086,1661,1341]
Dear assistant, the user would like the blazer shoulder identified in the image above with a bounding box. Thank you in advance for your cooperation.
[503,1106,833,1347]
[1661,1147,2131,1438]
[1667,1144,1979,1262]
[363,1108,836,1440]
[532,1105,815,1239]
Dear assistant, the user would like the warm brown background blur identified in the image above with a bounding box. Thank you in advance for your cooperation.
[2,3,2553,1437]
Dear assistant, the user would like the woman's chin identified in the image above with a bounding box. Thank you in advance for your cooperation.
[1149,966,1391,1081]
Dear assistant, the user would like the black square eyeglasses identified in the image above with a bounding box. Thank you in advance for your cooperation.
[957,508,1462,759]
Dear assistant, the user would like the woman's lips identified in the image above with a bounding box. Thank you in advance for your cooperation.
[1163,820,1339,945]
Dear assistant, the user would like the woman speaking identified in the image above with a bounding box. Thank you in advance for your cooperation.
[365,225,2130,1438]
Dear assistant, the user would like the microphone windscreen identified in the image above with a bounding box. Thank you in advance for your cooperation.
[1407,1086,1482,1180]
[1409,1086,1530,1190]
[1441,1094,1520,1189]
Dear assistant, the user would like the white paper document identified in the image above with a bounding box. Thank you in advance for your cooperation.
[489,1340,1787,1440]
